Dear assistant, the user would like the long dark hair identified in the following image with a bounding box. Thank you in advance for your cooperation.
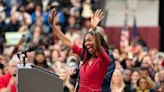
[34,49,49,69]
[80,31,109,63]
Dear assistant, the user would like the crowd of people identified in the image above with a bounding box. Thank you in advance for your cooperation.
[0,0,164,92]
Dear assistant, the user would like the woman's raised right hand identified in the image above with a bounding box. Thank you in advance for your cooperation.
[48,8,57,25]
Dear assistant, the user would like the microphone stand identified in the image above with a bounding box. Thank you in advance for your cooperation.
[17,51,27,67]
[22,51,27,67]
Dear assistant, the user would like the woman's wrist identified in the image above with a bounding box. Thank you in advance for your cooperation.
[93,28,97,33]
[89,26,97,32]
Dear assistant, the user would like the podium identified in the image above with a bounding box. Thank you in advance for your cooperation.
[17,64,63,92]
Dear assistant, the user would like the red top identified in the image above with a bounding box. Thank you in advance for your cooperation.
[72,44,111,92]
[0,73,16,92]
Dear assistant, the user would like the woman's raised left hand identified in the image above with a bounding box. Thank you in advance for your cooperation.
[89,9,104,31]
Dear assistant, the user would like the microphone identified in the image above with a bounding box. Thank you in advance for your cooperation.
[21,46,37,57]
[17,53,20,59]
[21,46,37,67]
[22,46,36,53]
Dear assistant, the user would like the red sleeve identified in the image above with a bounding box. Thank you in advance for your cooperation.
[72,43,82,57]
[96,48,111,64]
[0,77,6,88]
[0,73,12,88]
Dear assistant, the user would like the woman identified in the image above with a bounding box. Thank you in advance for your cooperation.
[0,62,17,92]
[131,69,141,90]
[33,48,49,69]
[156,80,164,92]
[49,8,111,92]
[58,63,74,92]
[131,76,155,92]
[110,69,131,92]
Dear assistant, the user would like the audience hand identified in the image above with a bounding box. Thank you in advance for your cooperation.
[48,8,57,25]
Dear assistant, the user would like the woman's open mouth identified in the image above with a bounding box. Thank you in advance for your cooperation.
[87,45,94,53]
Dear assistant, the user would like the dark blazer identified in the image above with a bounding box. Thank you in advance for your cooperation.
[102,51,115,92]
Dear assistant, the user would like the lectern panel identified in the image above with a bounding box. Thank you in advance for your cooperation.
[17,65,63,92]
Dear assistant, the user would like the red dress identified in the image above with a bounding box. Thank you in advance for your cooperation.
[72,44,111,92]
[0,73,16,92]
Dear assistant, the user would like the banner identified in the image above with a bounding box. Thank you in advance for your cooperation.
[5,32,27,46]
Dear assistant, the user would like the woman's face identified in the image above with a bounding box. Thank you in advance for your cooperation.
[36,54,45,63]
[68,16,76,25]
[112,70,121,84]
[84,33,96,54]
[36,18,42,26]
[27,52,35,63]
[59,68,67,81]
[154,73,159,83]
[52,50,59,62]
[142,56,152,67]
[131,71,140,82]
[36,6,41,12]
[138,78,148,90]
[113,49,120,59]
[33,26,41,37]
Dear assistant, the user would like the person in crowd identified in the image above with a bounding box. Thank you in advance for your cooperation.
[7,12,21,32]
[141,55,156,78]
[33,47,49,69]
[123,69,132,86]
[49,8,111,92]
[65,26,80,43]
[66,54,79,83]
[26,50,35,64]
[0,62,4,76]
[51,48,61,63]
[30,16,50,35]
[134,42,148,67]
[0,31,5,54]
[131,76,155,92]
[154,72,161,90]
[110,69,131,92]
[131,69,141,90]
[124,56,135,69]
[58,63,74,92]
[30,25,43,46]
[31,5,43,24]
[0,62,17,92]
[0,1,163,92]
[158,69,164,85]
[139,67,151,77]
[156,80,164,92]
[0,13,8,31]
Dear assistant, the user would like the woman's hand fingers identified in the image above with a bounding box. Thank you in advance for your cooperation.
[48,8,57,25]
[99,10,104,19]
[48,12,53,25]
[96,9,104,19]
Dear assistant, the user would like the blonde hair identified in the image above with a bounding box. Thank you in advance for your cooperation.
[111,69,125,92]
[146,76,155,89]
[137,76,155,90]
[59,63,74,92]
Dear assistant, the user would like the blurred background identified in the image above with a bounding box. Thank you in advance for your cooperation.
[0,0,164,92]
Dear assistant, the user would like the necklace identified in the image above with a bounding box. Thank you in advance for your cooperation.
[89,58,93,66]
